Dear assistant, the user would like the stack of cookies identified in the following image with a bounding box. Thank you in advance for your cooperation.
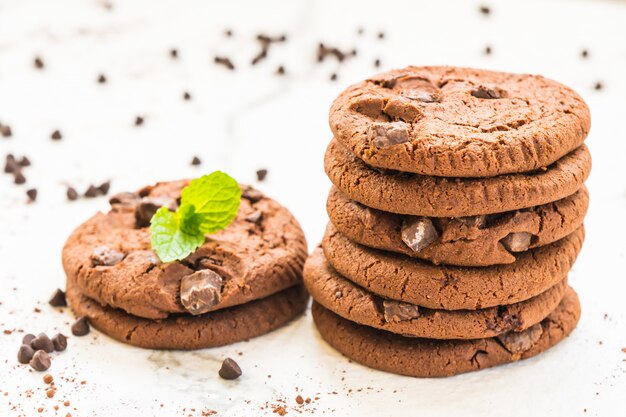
[63,180,308,349]
[306,66,591,377]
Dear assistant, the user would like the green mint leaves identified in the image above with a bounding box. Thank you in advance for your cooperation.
[150,171,241,263]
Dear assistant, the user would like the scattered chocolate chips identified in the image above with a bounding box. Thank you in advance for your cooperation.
[51,130,62,141]
[17,344,35,364]
[135,116,144,126]
[14,171,26,184]
[317,43,356,63]
[22,333,36,345]
[401,217,439,252]
[377,31,385,39]
[180,270,223,315]
[276,65,286,75]
[214,56,235,70]
[135,196,178,227]
[26,188,37,202]
[500,232,532,252]
[90,246,125,266]
[98,181,111,195]
[471,85,506,99]
[225,29,233,37]
[374,58,381,68]
[252,34,287,65]
[66,187,79,201]
[30,350,51,371]
[97,74,107,84]
[479,5,491,15]
[218,358,242,380]
[169,48,178,59]
[34,56,45,69]
[594,81,603,91]
[31,333,54,353]
[183,91,191,100]
[368,121,410,147]
[383,300,420,323]
[497,323,543,354]
[330,73,337,81]
[256,169,268,181]
[191,156,202,166]
[4,154,16,173]
[71,316,90,337]
[18,156,31,167]
[51,334,67,352]
[484,45,492,55]
[581,49,589,59]
[84,185,100,198]
[245,210,263,224]
[0,124,12,137]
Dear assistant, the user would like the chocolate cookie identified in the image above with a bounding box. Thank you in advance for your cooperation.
[324,139,591,217]
[312,286,580,377]
[304,248,567,339]
[322,224,583,310]
[66,276,309,350]
[327,186,589,266]
[329,66,591,178]
[62,180,308,319]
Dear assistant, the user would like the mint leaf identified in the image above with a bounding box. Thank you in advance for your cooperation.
[181,171,241,234]
[149,171,242,262]
[150,207,205,263]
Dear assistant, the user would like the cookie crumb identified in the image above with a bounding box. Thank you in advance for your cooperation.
[43,374,53,384]
[295,395,304,405]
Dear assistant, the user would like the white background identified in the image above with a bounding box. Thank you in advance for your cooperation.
[0,0,625,416]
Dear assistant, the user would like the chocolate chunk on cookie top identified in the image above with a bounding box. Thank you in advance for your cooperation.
[330,66,591,177]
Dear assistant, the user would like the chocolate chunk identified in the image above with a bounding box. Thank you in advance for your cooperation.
[497,323,543,354]
[14,171,26,184]
[190,156,201,166]
[31,333,54,353]
[368,121,410,148]
[26,188,37,202]
[4,154,16,173]
[51,333,67,351]
[17,344,35,364]
[84,185,100,198]
[98,181,111,195]
[135,116,144,126]
[0,124,12,137]
[30,350,51,371]
[241,186,263,203]
[135,196,178,227]
[383,300,420,323]
[256,169,268,182]
[180,270,223,315]
[49,288,67,307]
[245,210,263,224]
[90,246,125,267]
[214,56,235,70]
[51,130,62,140]
[97,74,107,83]
[34,57,44,69]
[109,192,139,207]
[71,316,90,336]
[66,187,79,201]
[500,232,532,252]
[218,358,242,380]
[401,217,439,252]
[471,86,506,99]
[22,333,36,345]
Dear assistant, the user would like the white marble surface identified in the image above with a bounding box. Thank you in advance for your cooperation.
[1,0,625,415]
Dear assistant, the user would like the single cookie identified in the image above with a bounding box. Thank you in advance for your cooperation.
[304,248,567,339]
[322,224,583,310]
[329,66,591,178]
[325,138,591,217]
[327,185,589,266]
[312,286,580,377]
[62,180,308,319]
[66,276,309,350]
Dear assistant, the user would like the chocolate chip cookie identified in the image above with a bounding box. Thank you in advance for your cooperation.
[312,286,580,377]
[304,248,567,339]
[329,66,591,178]
[327,186,589,266]
[62,180,308,319]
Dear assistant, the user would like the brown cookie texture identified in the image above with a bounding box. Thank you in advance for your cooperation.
[312,286,580,377]
[62,180,308,319]
[329,66,591,178]
[66,277,309,350]
[304,248,567,339]
[322,224,583,310]
[324,138,591,217]
[327,185,589,266]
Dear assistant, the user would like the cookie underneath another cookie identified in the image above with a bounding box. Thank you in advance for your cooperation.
[312,286,580,378]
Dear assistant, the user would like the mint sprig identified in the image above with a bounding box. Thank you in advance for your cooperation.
[150,171,241,263]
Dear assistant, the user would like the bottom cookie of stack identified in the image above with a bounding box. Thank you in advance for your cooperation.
[312,286,580,378]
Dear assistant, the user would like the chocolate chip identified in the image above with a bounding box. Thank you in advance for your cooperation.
[22,333,36,345]
[383,300,420,323]
[17,344,35,364]
[191,156,202,166]
[377,31,385,39]
[225,29,233,37]
[214,56,235,70]
[14,171,26,184]
[276,65,285,75]
[479,5,491,15]
[594,81,603,91]
[31,333,54,353]
[500,232,532,252]
[183,91,191,100]
[30,350,51,371]
[256,169,268,182]
[51,130,62,140]
[0,124,12,137]
[330,73,338,81]
[169,48,178,59]
[368,121,410,148]
[66,187,79,201]
[98,181,111,195]
[97,74,107,83]
[401,217,439,252]
[134,116,144,126]
[26,188,37,202]
[51,333,67,351]
[135,197,178,227]
[90,246,125,266]
[471,85,506,99]
[71,316,90,336]
[18,156,31,167]
[484,45,492,55]
[241,186,263,203]
[180,270,223,315]
[245,210,263,224]
[497,323,543,354]
[4,154,16,173]
[109,192,139,207]
[49,288,67,307]
[218,358,242,380]
[581,49,589,59]
[374,58,381,68]
[84,185,100,198]
[34,57,44,69]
